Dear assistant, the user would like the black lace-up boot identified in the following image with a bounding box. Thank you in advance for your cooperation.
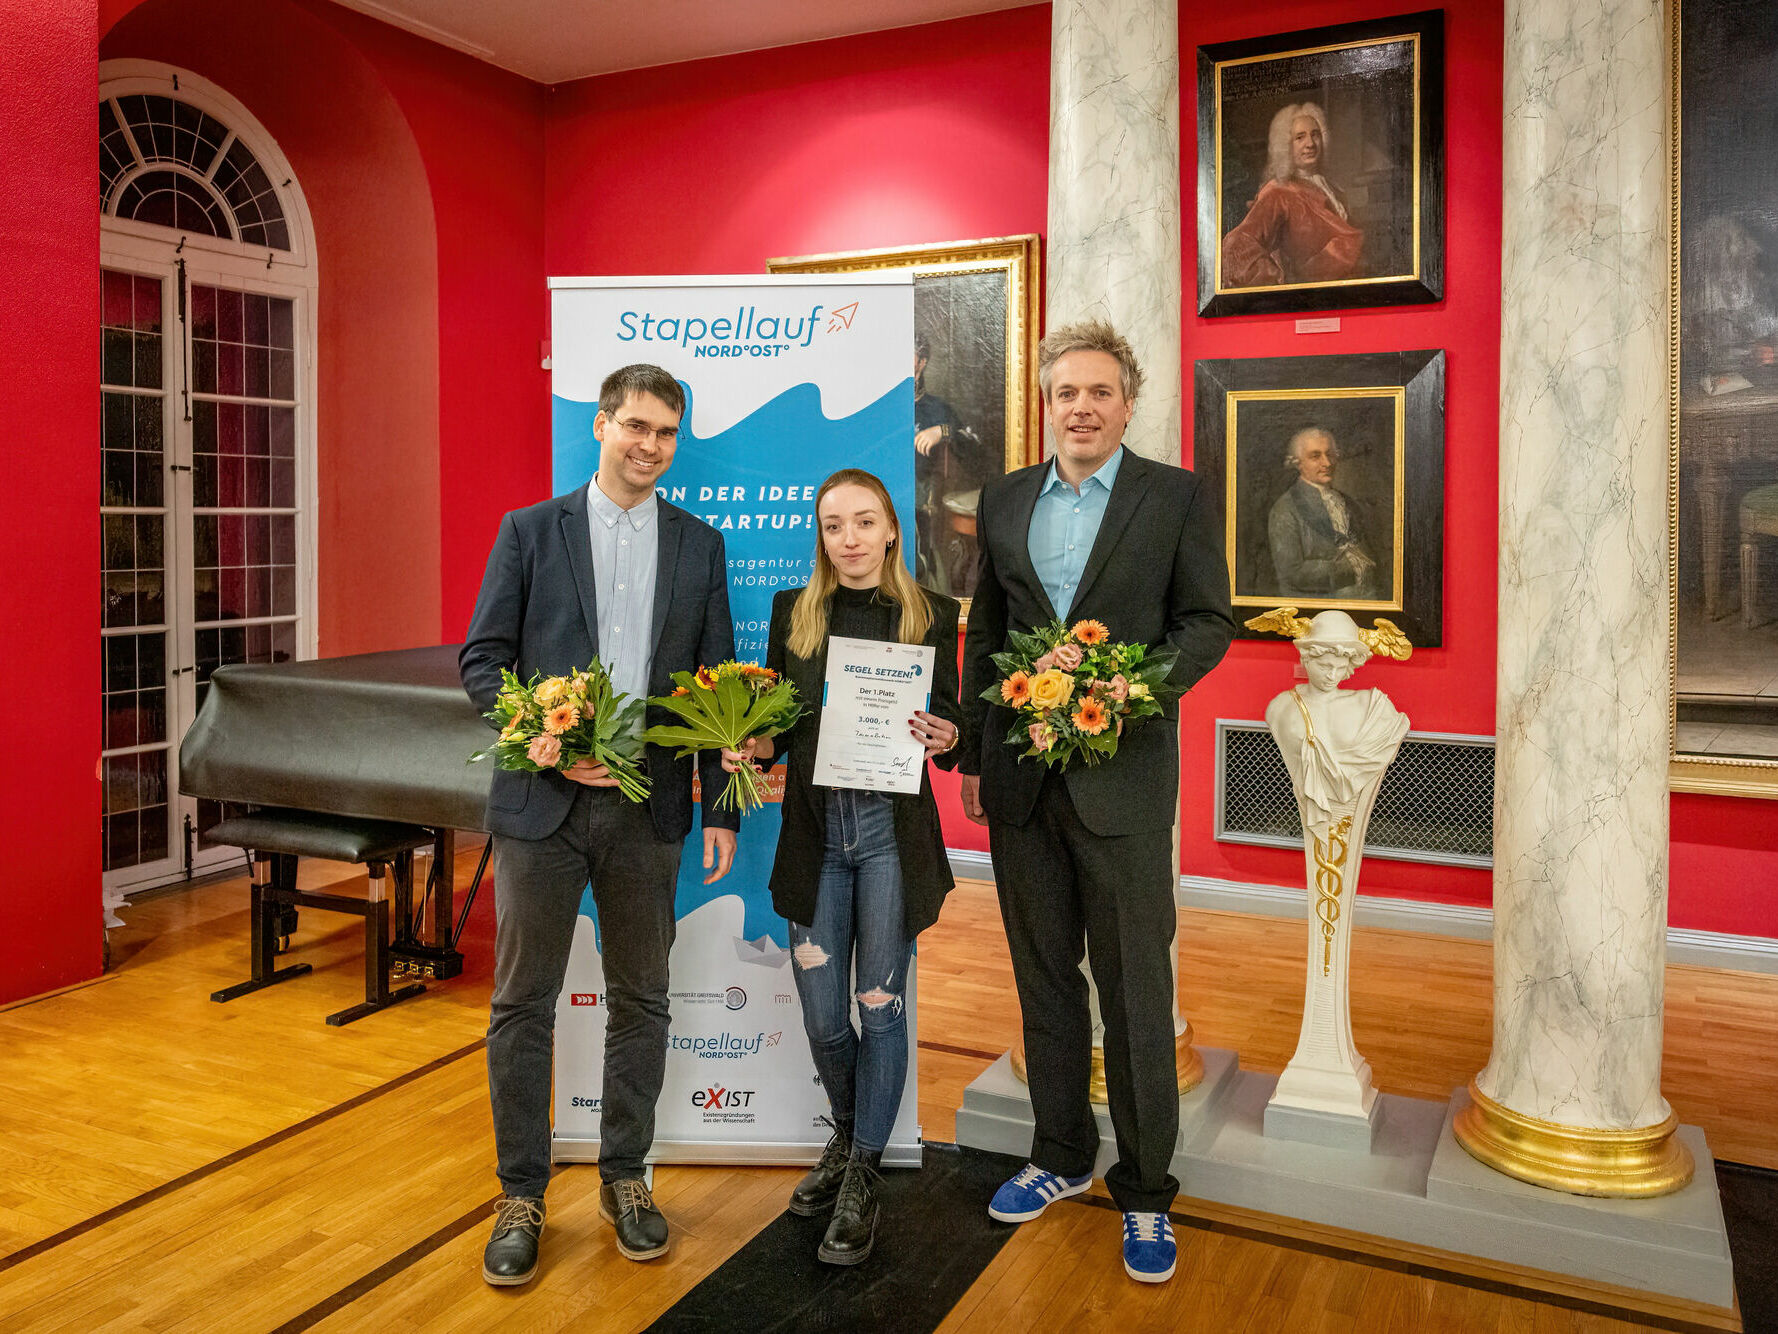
[817,1148,881,1265]
[789,1117,853,1216]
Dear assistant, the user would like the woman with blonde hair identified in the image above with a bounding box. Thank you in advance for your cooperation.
[724,467,962,1266]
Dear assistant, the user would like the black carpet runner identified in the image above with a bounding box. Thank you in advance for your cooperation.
[645,1142,1027,1333]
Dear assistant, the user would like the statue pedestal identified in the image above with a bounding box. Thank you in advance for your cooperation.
[954,1053,1734,1309]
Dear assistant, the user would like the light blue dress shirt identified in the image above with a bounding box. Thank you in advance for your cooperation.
[1028,446,1124,616]
[587,478,659,729]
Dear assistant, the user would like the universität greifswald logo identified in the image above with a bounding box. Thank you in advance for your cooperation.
[724,986,747,1011]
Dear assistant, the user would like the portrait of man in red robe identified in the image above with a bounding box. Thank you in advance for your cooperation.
[1220,102,1364,288]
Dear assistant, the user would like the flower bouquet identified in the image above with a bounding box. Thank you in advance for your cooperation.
[982,618,1179,768]
[470,662,651,802]
[641,662,802,814]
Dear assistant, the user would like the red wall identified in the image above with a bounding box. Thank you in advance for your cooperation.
[1178,0,1503,910]
[0,0,102,1004]
[309,6,548,640]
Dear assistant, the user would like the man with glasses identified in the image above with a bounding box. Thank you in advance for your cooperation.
[461,363,739,1285]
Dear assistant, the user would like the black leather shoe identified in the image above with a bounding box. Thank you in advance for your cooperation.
[818,1150,881,1266]
[600,1177,669,1261]
[482,1195,545,1286]
[789,1118,853,1216]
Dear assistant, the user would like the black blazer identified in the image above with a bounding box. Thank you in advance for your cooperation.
[460,485,738,843]
[763,585,963,939]
[959,451,1235,835]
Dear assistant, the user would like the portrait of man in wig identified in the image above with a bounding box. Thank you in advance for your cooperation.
[1220,101,1364,288]
[1266,425,1378,600]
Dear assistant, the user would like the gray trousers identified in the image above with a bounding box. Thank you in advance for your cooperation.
[487,785,683,1197]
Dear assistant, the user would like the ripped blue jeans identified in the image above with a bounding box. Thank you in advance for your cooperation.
[790,788,912,1154]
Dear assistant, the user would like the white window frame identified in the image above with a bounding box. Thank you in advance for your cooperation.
[100,61,319,895]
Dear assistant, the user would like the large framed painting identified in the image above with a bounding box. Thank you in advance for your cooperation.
[1196,10,1444,318]
[1671,0,1778,795]
[1195,350,1445,645]
[768,235,1041,607]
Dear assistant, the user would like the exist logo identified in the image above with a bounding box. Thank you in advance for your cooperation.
[826,301,859,333]
[692,1086,757,1110]
[724,987,747,1011]
[570,993,602,1006]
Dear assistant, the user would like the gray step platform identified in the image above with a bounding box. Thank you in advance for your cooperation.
[954,1048,1734,1309]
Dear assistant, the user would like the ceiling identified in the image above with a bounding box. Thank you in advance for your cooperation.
[328,0,1036,84]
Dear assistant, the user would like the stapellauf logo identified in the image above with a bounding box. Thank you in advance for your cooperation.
[614,304,828,358]
[724,987,747,1011]
[570,993,602,1006]
[668,1031,776,1059]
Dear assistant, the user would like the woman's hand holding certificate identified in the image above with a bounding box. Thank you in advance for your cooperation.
[813,636,940,794]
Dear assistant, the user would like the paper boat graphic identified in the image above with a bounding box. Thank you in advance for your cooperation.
[735,934,792,970]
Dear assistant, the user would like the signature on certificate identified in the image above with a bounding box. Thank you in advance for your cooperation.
[889,754,916,776]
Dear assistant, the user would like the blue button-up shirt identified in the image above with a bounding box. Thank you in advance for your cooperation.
[588,477,659,729]
[1028,447,1124,616]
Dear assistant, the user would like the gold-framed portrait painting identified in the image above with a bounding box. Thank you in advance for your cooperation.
[768,235,1041,605]
[1670,0,1778,795]
[1195,350,1445,645]
[1196,10,1445,318]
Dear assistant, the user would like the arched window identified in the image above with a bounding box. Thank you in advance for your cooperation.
[99,62,318,894]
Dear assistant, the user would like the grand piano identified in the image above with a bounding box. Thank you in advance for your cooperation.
[180,645,492,1019]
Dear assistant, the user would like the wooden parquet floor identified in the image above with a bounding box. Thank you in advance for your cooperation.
[0,847,1770,1333]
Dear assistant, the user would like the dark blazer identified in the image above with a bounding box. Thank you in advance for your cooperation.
[959,451,1235,836]
[460,485,738,843]
[763,585,963,940]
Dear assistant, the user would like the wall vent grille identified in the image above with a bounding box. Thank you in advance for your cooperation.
[1214,720,1494,869]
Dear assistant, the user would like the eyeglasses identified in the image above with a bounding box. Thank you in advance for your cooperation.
[604,414,679,446]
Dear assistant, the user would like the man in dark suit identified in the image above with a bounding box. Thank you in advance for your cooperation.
[958,320,1234,1284]
[460,363,738,1286]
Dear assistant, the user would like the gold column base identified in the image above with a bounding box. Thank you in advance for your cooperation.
[1011,1024,1204,1104]
[1452,1079,1695,1198]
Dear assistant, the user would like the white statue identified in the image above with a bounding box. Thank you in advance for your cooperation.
[1247,606,1412,1148]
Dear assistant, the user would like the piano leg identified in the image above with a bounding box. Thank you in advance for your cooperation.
[389,829,465,982]
[325,856,425,1026]
[211,854,313,1003]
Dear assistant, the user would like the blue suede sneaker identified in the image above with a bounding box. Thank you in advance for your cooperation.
[1122,1211,1176,1282]
[987,1163,1094,1222]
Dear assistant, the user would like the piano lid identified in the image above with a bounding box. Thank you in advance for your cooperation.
[180,645,491,833]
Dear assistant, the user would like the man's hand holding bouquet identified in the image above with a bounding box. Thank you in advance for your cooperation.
[984,618,1179,768]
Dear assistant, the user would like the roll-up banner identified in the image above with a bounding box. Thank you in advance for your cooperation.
[547,274,922,1167]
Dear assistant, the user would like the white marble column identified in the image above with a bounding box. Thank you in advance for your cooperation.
[1459,0,1691,1195]
[1044,0,1199,1098]
[1048,0,1180,464]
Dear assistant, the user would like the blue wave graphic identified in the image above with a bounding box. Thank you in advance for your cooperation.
[556,375,914,947]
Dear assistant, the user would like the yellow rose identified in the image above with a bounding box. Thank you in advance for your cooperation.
[1129,682,1151,700]
[1028,668,1075,712]
[534,676,571,708]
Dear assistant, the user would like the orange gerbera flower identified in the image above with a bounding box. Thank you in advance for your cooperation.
[695,666,719,691]
[1000,670,1032,706]
[1072,698,1110,735]
[1071,619,1109,645]
[543,702,580,735]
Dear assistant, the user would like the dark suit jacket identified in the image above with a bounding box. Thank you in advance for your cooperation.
[959,451,1235,835]
[763,585,963,939]
[460,485,738,843]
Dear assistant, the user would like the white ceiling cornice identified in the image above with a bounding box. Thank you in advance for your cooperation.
[326,0,1039,85]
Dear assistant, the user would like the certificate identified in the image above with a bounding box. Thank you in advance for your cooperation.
[812,635,936,794]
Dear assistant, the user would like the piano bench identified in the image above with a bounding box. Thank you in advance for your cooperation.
[206,808,437,1027]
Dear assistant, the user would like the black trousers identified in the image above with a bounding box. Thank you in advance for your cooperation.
[989,769,1180,1213]
[487,785,683,1197]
